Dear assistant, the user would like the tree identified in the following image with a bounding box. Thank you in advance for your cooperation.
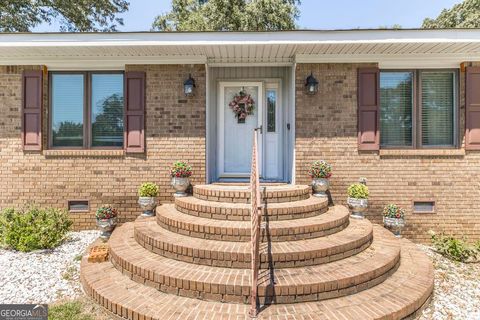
[0,0,129,32]
[422,0,480,28]
[152,0,300,31]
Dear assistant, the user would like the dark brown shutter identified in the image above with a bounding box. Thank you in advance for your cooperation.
[357,67,380,151]
[466,67,480,150]
[124,72,145,153]
[22,70,43,151]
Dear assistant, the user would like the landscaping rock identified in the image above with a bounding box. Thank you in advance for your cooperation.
[0,230,99,304]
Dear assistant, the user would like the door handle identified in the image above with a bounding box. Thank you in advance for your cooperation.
[254,125,263,134]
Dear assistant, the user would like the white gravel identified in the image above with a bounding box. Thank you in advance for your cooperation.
[417,244,480,320]
[0,230,99,304]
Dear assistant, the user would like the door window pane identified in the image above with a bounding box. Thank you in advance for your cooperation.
[51,74,84,147]
[380,72,413,147]
[91,74,124,147]
[421,71,455,146]
[267,89,276,133]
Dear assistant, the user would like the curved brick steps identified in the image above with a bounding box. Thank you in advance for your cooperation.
[157,204,349,242]
[134,216,373,268]
[174,195,328,221]
[193,184,311,203]
[109,223,400,304]
[81,228,433,320]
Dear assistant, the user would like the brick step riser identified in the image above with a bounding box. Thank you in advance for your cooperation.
[174,202,328,221]
[108,251,401,305]
[193,193,310,204]
[156,216,350,242]
[133,228,374,269]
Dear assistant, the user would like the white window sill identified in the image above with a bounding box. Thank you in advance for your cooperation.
[379,149,465,157]
[43,149,125,157]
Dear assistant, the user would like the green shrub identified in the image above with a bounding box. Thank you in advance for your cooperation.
[49,301,94,320]
[347,183,369,199]
[0,206,72,252]
[429,231,479,263]
[308,160,332,179]
[383,204,405,219]
[170,161,193,178]
[138,182,159,197]
[95,205,118,220]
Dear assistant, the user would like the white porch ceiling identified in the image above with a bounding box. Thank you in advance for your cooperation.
[1,30,480,69]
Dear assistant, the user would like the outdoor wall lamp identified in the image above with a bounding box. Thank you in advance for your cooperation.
[184,74,196,96]
[305,72,319,95]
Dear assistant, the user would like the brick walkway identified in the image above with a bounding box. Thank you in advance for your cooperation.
[81,184,433,319]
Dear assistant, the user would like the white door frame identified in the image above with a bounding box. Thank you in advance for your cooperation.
[217,81,264,178]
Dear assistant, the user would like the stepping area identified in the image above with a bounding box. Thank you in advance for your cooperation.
[81,184,434,319]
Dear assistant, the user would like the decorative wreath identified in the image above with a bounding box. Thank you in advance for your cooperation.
[228,89,255,121]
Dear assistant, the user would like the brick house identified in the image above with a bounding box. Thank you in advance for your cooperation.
[1,29,480,242]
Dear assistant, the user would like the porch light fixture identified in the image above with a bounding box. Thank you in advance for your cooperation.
[183,74,196,96]
[305,72,319,95]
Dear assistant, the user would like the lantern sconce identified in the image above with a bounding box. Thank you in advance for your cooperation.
[305,72,319,95]
[184,74,196,96]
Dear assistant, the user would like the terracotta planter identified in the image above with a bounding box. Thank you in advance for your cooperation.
[312,178,329,197]
[96,217,117,241]
[171,177,190,197]
[138,197,157,217]
[383,217,406,238]
[347,197,368,219]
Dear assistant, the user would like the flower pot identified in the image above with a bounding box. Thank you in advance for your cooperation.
[96,217,117,241]
[138,197,157,217]
[312,178,329,197]
[347,197,368,219]
[171,177,190,197]
[383,217,406,238]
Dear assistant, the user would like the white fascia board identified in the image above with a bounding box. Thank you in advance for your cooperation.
[1,29,480,47]
[0,55,207,70]
[295,53,480,68]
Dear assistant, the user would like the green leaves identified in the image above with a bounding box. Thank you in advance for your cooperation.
[138,182,160,197]
[0,206,72,252]
[347,183,369,199]
[422,0,480,29]
[0,0,129,32]
[430,231,479,263]
[152,0,300,31]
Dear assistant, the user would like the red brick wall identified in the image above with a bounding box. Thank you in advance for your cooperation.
[295,63,480,243]
[0,65,206,230]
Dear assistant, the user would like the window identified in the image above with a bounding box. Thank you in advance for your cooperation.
[379,70,458,148]
[68,200,89,212]
[50,72,124,149]
[267,89,277,132]
[413,201,435,213]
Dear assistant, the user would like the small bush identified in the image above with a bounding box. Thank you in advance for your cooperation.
[138,182,159,197]
[383,204,405,219]
[0,206,72,252]
[308,160,332,179]
[347,183,369,199]
[429,231,479,263]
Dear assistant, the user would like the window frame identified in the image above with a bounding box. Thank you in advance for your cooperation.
[379,68,459,150]
[48,71,125,150]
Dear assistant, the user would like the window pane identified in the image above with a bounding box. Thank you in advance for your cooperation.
[267,89,276,132]
[421,72,455,146]
[380,72,413,147]
[51,74,84,147]
[91,74,124,147]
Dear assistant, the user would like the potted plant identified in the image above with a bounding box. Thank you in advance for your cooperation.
[170,161,192,197]
[308,160,332,197]
[383,204,406,238]
[95,204,118,241]
[347,183,369,219]
[138,182,159,217]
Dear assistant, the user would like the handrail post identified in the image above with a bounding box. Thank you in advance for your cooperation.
[249,129,262,318]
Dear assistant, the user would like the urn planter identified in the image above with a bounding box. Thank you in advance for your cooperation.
[347,197,368,219]
[383,217,406,238]
[171,177,190,197]
[138,197,157,217]
[312,178,329,197]
[96,217,117,241]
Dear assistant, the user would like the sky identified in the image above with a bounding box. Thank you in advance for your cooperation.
[33,0,463,32]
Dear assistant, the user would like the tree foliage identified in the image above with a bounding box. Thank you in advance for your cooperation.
[152,0,300,31]
[0,0,129,32]
[422,0,480,29]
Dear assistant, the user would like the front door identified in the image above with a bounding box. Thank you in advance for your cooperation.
[217,81,284,180]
